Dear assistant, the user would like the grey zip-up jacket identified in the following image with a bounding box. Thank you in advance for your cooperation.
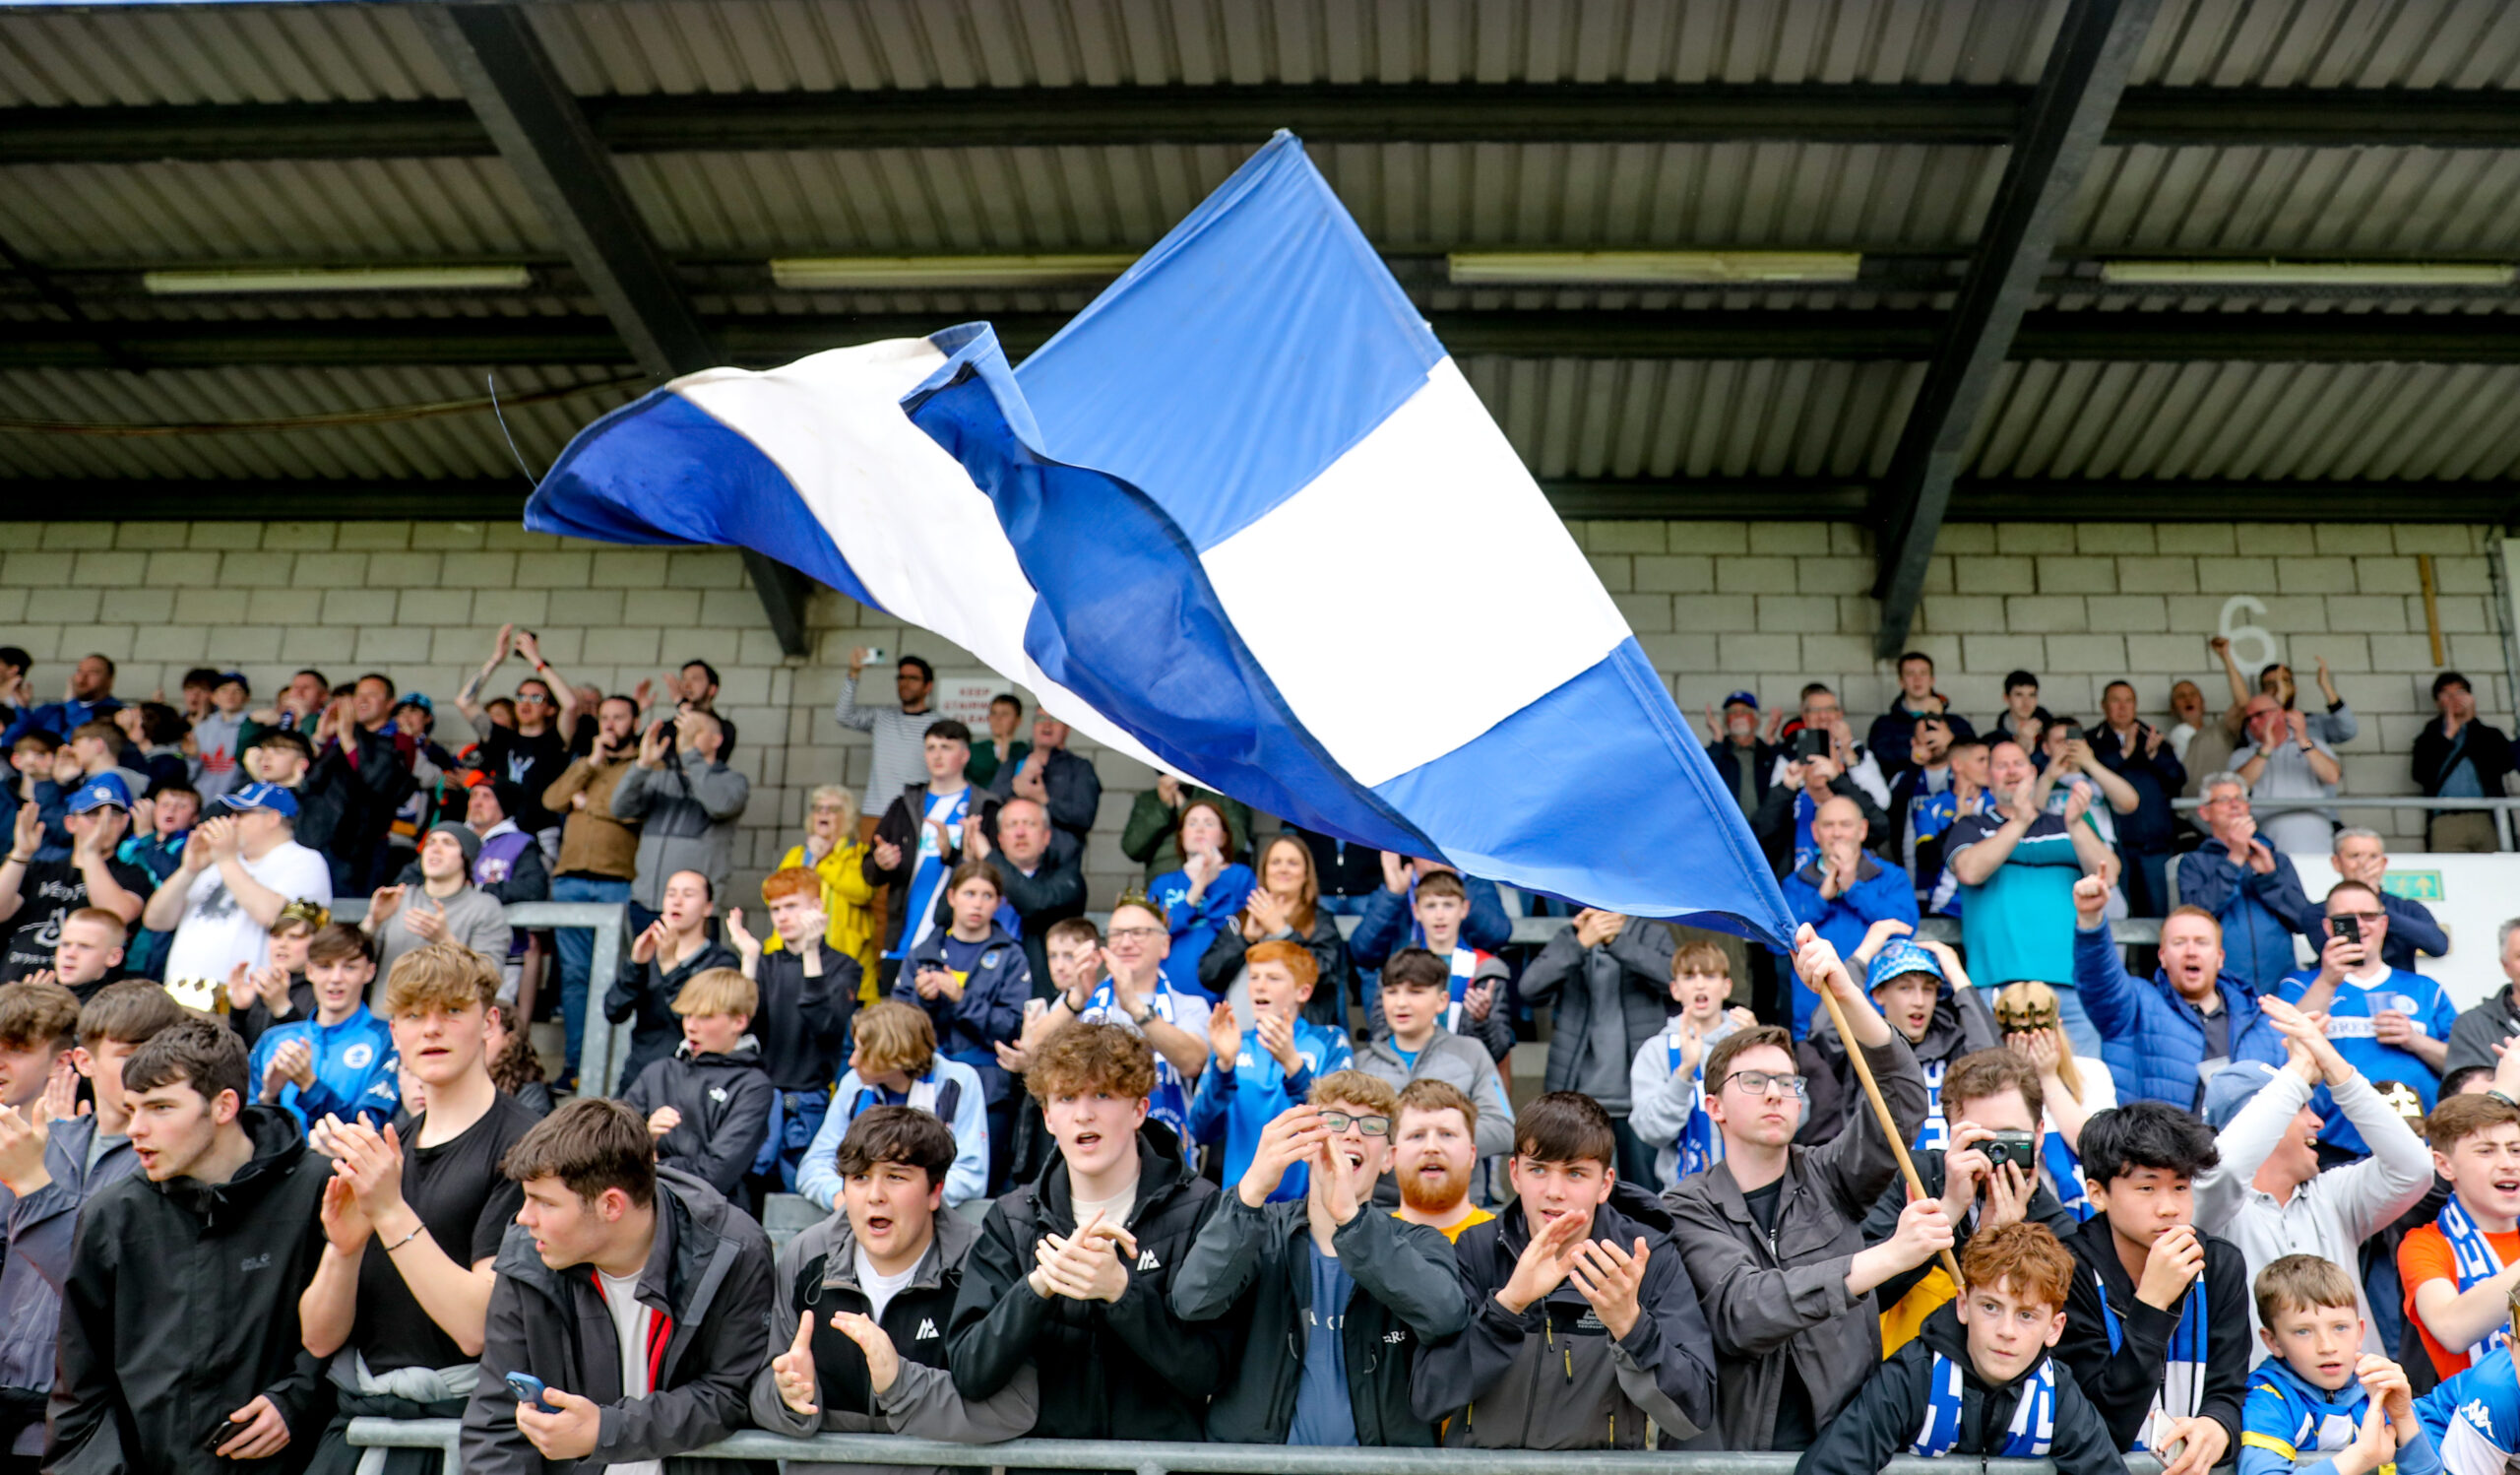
[748,1209,1036,1470]
[1663,1031,1927,1451]
[612,758,751,910]
[1354,1030,1517,1160]
[1412,1180,1716,1448]
[1518,921,1678,1112]
[1170,1192,1470,1443]
[459,1167,774,1475]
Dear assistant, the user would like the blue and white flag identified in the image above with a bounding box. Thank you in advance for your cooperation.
[528,133,1795,944]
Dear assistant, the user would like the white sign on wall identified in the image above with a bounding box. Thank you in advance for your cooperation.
[931,673,1025,730]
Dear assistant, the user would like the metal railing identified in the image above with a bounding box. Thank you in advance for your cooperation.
[324,898,634,1093]
[346,1419,2173,1475]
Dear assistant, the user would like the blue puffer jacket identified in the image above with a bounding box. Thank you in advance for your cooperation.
[2073,920,2287,1109]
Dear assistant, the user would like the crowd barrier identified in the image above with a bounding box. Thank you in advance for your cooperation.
[345,1418,2176,1475]
[2169,793,2520,850]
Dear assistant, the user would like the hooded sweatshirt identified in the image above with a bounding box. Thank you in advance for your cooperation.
[2056,1209,2252,1456]
[1796,1299,2121,1475]
[1170,1190,1470,1444]
[245,1004,401,1130]
[1411,1178,1718,1448]
[1802,978,1998,1149]
[748,1208,1038,1467]
[622,1039,777,1197]
[603,936,740,1087]
[458,1167,774,1475]
[946,1125,1230,1466]
[900,923,1032,1105]
[49,1105,334,1475]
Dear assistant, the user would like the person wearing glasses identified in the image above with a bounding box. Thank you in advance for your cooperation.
[2277,878,2459,1158]
[1172,1072,1470,1444]
[1666,927,1936,1451]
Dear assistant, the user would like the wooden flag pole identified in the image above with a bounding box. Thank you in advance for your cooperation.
[1811,958,1967,1290]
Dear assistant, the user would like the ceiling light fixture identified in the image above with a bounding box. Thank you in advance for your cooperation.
[1447,250,1863,285]
[769,254,1136,289]
[2098,260,2515,288]
[142,265,534,294]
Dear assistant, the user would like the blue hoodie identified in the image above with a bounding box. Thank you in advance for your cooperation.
[2178,838,2314,994]
[898,922,1032,1108]
[1184,1013,1352,1199]
[2074,918,2286,1109]
[2242,1348,2442,1475]
[244,1003,400,1128]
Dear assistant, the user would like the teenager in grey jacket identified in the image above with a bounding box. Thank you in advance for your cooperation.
[750,1106,1036,1470]
[1665,928,1935,1451]
[612,713,750,911]
[1171,1078,1471,1444]
[1519,912,1677,1182]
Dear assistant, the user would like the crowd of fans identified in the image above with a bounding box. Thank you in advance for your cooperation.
[0,632,2516,1475]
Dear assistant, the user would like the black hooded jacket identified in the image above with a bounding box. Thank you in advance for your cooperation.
[49,1104,335,1475]
[1794,1300,2120,1475]
[945,1125,1229,1458]
[459,1167,775,1475]
[1412,1179,1719,1448]
[1801,978,2000,1143]
[1168,1192,1471,1444]
[622,1040,777,1196]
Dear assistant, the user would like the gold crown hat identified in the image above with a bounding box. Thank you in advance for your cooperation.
[1111,882,1160,917]
[275,897,331,931]
[1993,980,2064,1033]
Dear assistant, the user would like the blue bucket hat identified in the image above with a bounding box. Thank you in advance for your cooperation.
[1865,940,1946,994]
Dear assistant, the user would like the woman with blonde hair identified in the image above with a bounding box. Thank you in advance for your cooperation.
[1197,831,1355,1029]
[1995,979,2115,1217]
[772,783,878,996]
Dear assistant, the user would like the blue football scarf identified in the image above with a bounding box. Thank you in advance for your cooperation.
[1080,978,1194,1147]
[888,788,971,960]
[2100,1268,2208,1452]
[1666,1031,1723,1183]
[1912,1352,2055,1456]
[1441,944,1482,1033]
[1914,1058,1950,1152]
[2043,1126,2094,1219]
[2439,1194,2514,1368]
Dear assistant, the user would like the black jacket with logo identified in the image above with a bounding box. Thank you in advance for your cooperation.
[459,1167,774,1475]
[946,1126,1228,1457]
[1170,1194,1470,1444]
[622,1040,777,1197]
[49,1105,334,1475]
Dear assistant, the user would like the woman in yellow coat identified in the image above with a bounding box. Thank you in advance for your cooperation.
[769,784,880,1000]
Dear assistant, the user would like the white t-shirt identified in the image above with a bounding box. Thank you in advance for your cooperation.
[160,840,335,990]
[854,1247,922,1325]
[1071,1169,1141,1234]
[597,1269,662,1475]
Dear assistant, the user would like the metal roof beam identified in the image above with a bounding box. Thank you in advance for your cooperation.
[6,477,2503,527]
[15,308,2520,369]
[6,83,2518,165]
[1868,0,2159,659]
[414,5,810,657]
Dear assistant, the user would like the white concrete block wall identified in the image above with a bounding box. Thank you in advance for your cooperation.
[1578,519,2508,848]
[0,518,2500,912]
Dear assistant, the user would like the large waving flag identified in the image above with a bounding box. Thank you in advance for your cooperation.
[528,133,1794,943]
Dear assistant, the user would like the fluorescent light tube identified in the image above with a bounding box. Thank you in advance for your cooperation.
[2098,260,2515,288]
[1447,250,1863,285]
[770,254,1136,289]
[143,266,534,294]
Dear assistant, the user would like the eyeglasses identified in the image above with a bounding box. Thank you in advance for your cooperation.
[516,692,552,705]
[1107,926,1165,942]
[1726,1069,1808,1100]
[1318,1112,1391,1136]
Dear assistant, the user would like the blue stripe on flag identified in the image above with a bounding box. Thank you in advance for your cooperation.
[904,340,1441,859]
[525,386,882,610]
[1016,132,1442,553]
[1370,639,1794,940]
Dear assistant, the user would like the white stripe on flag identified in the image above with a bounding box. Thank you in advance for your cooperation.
[1198,357,1630,788]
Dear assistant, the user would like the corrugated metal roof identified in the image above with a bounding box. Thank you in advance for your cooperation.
[0,158,552,264]
[2070,144,2520,254]
[1964,357,2520,481]
[0,363,637,481]
[6,0,2514,108]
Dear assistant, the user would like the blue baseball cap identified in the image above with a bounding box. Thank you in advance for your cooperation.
[1865,940,1946,994]
[216,781,299,819]
[2202,1059,2282,1131]
[216,672,250,693]
[65,773,131,814]
[1724,690,1759,711]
